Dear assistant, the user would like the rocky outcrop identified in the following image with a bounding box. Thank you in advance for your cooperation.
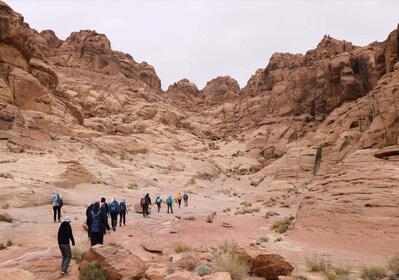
[80,244,147,280]
[237,246,294,280]
[0,1,36,69]
[200,76,240,103]
[167,79,199,96]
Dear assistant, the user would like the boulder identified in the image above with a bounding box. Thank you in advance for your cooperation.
[206,211,217,223]
[175,255,199,271]
[237,245,294,280]
[142,238,164,253]
[0,211,13,222]
[79,243,147,280]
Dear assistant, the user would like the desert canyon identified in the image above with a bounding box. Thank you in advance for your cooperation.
[0,1,398,280]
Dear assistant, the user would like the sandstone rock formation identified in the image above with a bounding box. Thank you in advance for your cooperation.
[0,1,398,279]
[238,246,294,280]
[80,244,147,280]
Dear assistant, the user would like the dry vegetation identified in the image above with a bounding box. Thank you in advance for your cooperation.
[271,216,295,233]
[212,241,249,280]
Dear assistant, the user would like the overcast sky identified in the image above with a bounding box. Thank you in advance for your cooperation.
[7,0,399,90]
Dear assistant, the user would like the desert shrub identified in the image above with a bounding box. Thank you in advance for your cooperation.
[72,246,84,263]
[360,265,386,280]
[326,271,338,280]
[388,255,399,274]
[174,243,191,253]
[195,264,212,276]
[306,256,331,273]
[0,244,5,250]
[6,240,12,247]
[167,265,175,274]
[212,241,249,280]
[271,216,295,234]
[333,265,351,276]
[79,261,107,280]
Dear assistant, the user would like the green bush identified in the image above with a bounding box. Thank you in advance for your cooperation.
[360,265,386,280]
[79,261,107,280]
[212,241,249,280]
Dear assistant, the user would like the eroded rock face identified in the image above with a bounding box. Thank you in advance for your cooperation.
[167,79,199,96]
[201,76,240,103]
[80,244,147,280]
[238,246,294,280]
[0,1,36,69]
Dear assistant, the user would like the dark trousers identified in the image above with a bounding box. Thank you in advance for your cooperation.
[119,210,126,225]
[184,199,188,207]
[59,243,71,273]
[110,212,118,229]
[167,203,173,213]
[142,204,149,216]
[156,202,161,212]
[90,232,104,246]
[178,199,182,208]
[53,206,61,221]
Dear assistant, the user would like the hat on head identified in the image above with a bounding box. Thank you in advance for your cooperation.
[64,216,71,223]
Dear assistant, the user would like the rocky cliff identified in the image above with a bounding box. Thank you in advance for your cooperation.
[0,1,398,279]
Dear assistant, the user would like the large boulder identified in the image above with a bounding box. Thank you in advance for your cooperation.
[79,243,147,280]
[237,245,294,280]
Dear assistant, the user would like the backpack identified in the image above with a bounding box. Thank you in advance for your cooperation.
[156,198,161,203]
[90,209,102,233]
[140,197,146,206]
[120,202,127,211]
[166,197,172,204]
[57,195,64,208]
[183,193,188,200]
[110,201,119,213]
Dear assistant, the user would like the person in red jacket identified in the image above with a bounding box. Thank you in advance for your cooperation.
[57,216,75,276]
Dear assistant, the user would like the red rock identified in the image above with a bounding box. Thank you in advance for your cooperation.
[79,243,147,280]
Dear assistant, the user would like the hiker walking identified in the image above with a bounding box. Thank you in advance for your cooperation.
[85,201,95,239]
[109,198,120,231]
[155,196,162,212]
[51,191,63,223]
[100,197,110,233]
[88,202,111,246]
[166,196,173,214]
[183,192,189,207]
[58,216,75,276]
[176,193,183,208]
[141,193,151,217]
[119,198,128,226]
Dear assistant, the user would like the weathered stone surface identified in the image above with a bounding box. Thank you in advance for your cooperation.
[80,243,147,280]
[0,268,36,280]
[0,211,13,222]
[142,238,164,253]
[203,272,232,280]
[206,211,216,223]
[237,245,294,280]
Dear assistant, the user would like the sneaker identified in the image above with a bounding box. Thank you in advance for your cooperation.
[61,271,68,275]
[119,224,122,227]
[113,227,116,231]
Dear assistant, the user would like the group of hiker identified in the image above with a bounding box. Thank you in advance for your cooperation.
[141,192,189,216]
[52,190,189,276]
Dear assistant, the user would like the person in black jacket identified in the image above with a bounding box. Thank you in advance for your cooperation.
[144,193,152,216]
[87,202,111,246]
[58,216,75,276]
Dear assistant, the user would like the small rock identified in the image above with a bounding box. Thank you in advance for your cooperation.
[206,211,217,223]
[222,222,232,228]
